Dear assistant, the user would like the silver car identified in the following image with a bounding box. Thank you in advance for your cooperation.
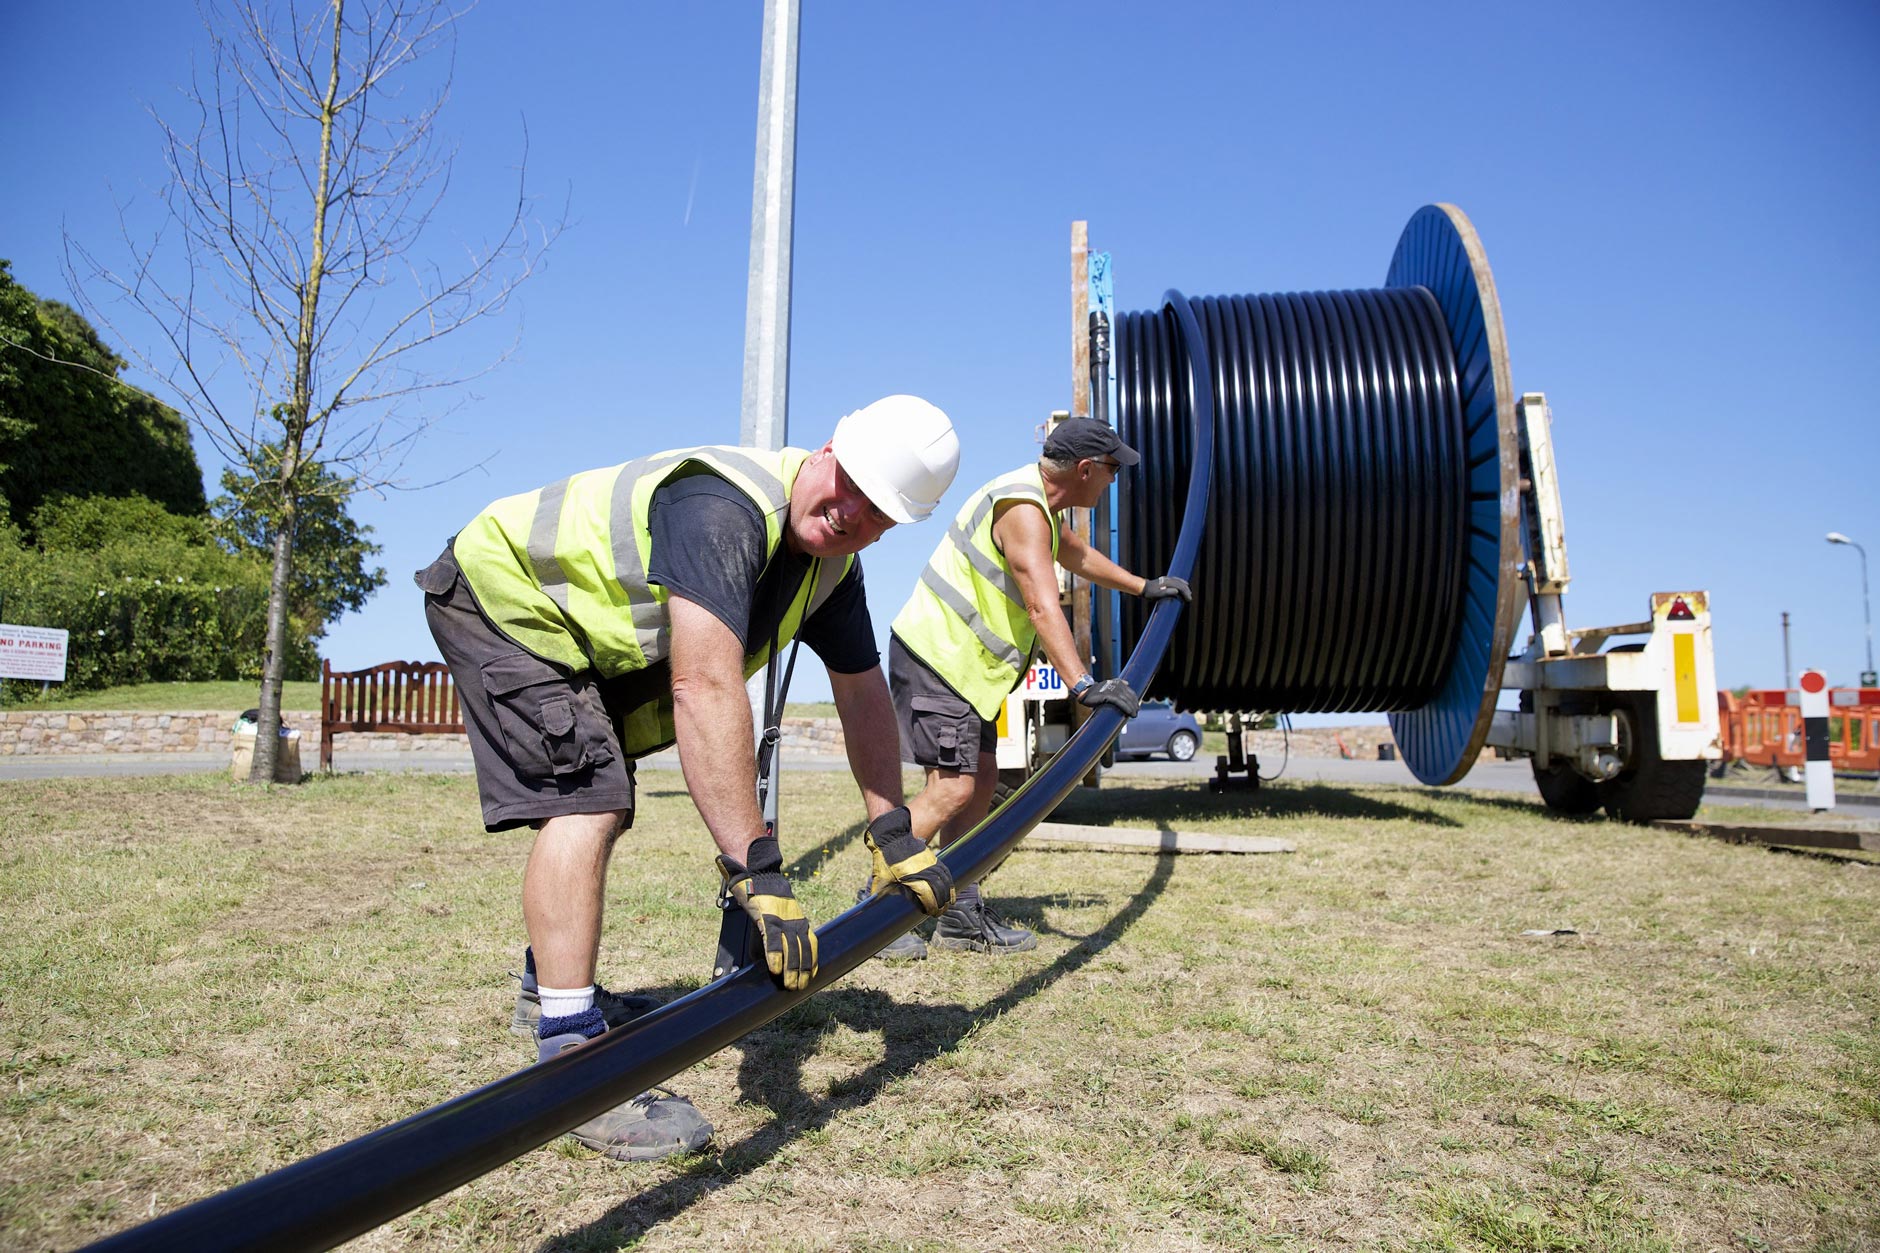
[1114,701,1204,762]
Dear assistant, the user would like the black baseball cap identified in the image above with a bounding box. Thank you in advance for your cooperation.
[1043,417,1140,467]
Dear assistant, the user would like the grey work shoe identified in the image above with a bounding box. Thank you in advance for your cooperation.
[511,968,663,1037]
[931,897,1038,955]
[857,883,928,962]
[538,1019,713,1162]
[566,1087,714,1162]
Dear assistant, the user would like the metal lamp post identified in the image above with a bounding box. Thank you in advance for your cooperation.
[1826,532,1876,687]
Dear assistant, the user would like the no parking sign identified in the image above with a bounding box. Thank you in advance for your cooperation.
[0,624,68,683]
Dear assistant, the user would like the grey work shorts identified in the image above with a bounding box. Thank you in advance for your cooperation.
[888,634,999,774]
[417,546,636,833]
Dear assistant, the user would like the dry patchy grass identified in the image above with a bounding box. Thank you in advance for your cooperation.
[0,770,1875,1251]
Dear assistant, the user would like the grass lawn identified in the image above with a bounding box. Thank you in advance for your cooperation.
[0,771,1874,1251]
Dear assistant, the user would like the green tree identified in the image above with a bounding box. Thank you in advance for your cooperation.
[32,492,210,553]
[0,261,206,530]
[211,442,386,645]
[65,0,554,782]
[0,495,311,701]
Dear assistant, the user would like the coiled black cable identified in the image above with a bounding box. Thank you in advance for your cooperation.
[1115,288,1470,713]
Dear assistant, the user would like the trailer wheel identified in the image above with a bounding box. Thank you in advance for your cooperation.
[1599,691,1707,823]
[1519,690,1604,815]
[1532,760,1604,815]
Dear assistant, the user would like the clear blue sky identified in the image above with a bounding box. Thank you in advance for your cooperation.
[3,0,1877,702]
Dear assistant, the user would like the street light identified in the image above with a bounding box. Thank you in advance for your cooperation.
[1826,531,1876,687]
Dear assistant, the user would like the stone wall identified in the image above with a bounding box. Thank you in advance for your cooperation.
[0,710,842,758]
[777,716,846,756]
[0,710,469,757]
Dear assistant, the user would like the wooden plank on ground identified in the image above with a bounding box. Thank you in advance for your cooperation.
[1653,819,1879,852]
[1027,822,1294,855]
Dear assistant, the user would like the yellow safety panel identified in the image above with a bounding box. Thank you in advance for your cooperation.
[1673,633,1700,723]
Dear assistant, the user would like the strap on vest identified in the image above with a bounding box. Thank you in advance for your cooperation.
[713,621,803,979]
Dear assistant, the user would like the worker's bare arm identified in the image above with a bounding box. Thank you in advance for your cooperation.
[994,500,1089,687]
[668,595,766,862]
[828,664,904,822]
[1057,523,1147,595]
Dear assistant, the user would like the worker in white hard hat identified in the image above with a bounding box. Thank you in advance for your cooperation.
[415,395,961,1163]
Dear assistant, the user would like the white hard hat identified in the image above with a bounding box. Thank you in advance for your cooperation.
[830,395,960,524]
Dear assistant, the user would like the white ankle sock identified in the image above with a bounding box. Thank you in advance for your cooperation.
[538,984,595,1019]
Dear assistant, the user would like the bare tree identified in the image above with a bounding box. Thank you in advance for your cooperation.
[66,0,555,781]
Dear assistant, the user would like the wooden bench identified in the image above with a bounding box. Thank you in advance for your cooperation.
[319,659,464,770]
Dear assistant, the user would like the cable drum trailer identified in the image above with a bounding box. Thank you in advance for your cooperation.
[81,206,1730,1253]
[1003,206,1721,822]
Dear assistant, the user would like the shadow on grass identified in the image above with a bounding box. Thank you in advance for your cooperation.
[1423,789,1589,822]
[961,891,1111,942]
[540,851,1177,1251]
[1051,779,1463,828]
[782,819,866,882]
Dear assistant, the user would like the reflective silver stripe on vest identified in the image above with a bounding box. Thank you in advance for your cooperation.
[806,556,847,617]
[948,483,1050,612]
[962,483,1048,538]
[918,564,1026,672]
[608,452,687,661]
[947,520,1024,609]
[527,477,573,614]
[596,448,794,664]
[703,447,791,515]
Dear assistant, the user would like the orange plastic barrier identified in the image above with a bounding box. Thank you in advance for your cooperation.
[1717,687,1880,772]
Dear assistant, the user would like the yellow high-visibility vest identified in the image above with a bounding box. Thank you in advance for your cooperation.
[453,446,852,754]
[891,465,1059,718]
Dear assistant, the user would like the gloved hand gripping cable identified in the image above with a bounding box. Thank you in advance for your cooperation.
[862,806,955,916]
[1077,676,1142,718]
[1142,574,1192,603]
[716,836,818,991]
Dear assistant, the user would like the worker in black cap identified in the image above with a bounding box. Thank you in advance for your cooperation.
[865,417,1191,958]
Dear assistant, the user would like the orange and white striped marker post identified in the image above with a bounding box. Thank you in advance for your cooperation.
[1799,669,1834,812]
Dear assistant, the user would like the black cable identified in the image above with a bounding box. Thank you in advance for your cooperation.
[1114,289,1468,714]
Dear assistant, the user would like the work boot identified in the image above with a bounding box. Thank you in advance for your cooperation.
[538,1011,713,1162]
[511,947,663,1036]
[856,883,928,962]
[931,896,1038,955]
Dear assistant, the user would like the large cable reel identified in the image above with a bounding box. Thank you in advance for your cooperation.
[1112,204,1522,785]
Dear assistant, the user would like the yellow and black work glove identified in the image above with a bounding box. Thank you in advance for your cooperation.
[863,806,955,916]
[1142,574,1192,603]
[716,836,818,991]
[1077,676,1142,718]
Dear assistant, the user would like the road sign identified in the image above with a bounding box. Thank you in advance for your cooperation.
[0,624,68,683]
[1797,669,1833,812]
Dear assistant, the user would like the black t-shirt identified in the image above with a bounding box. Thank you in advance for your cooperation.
[597,470,876,713]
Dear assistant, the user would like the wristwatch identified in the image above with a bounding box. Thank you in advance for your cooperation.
[1071,674,1094,697]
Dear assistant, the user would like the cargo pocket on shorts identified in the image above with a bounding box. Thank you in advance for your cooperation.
[909,692,974,770]
[413,549,458,596]
[479,652,614,778]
